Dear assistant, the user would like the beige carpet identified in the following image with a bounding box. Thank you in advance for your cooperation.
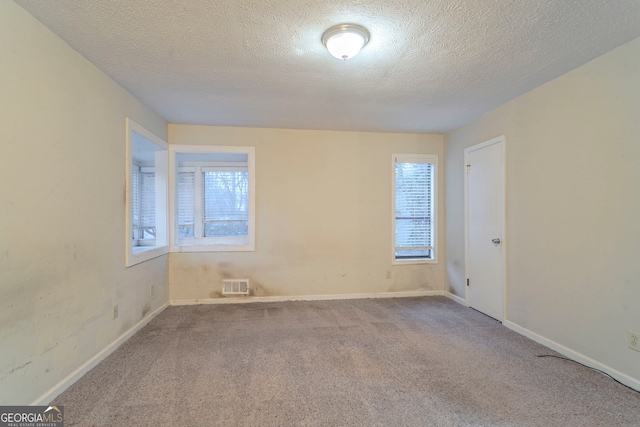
[53,296,640,426]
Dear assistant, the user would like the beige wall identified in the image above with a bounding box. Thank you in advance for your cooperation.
[11,0,639,403]
[169,125,444,301]
[445,37,640,384]
[0,1,169,404]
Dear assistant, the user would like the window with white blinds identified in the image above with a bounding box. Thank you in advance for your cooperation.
[177,171,195,239]
[393,154,437,262]
[139,170,156,242]
[171,146,255,252]
[131,167,156,245]
[126,118,169,267]
[131,167,140,242]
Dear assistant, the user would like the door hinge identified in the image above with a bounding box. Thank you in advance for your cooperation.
[466,164,471,174]
[467,278,470,287]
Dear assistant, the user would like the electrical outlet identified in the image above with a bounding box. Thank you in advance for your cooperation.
[629,330,640,352]
[386,270,392,279]
[112,304,119,320]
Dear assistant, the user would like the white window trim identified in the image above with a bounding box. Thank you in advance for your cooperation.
[125,118,169,267]
[391,153,438,265]
[169,145,256,253]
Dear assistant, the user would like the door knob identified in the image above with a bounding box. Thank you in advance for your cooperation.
[492,238,501,244]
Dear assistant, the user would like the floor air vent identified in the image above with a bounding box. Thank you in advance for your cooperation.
[222,279,250,295]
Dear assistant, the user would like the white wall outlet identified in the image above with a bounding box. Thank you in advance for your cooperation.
[386,270,392,279]
[112,304,119,320]
[629,330,640,352]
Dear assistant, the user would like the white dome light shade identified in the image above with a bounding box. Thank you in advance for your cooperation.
[322,24,370,60]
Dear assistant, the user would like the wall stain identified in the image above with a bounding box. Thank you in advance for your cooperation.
[250,280,271,297]
[216,262,233,279]
[81,312,103,329]
[8,361,31,374]
[142,304,151,318]
[41,343,58,355]
[191,261,278,298]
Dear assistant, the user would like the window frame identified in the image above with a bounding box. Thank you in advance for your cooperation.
[391,153,438,265]
[125,118,169,267]
[169,145,256,253]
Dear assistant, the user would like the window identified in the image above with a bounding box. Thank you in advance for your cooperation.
[170,146,255,252]
[131,166,157,245]
[125,119,169,266]
[392,154,437,263]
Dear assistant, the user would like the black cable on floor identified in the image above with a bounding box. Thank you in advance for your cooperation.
[536,354,640,395]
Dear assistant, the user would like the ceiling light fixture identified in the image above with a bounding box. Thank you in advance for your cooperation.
[322,24,370,60]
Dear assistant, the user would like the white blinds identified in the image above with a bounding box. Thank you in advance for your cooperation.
[131,168,140,240]
[177,171,195,238]
[131,168,156,241]
[139,171,156,240]
[203,170,249,238]
[395,160,433,259]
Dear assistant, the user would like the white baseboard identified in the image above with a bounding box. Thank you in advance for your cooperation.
[31,302,169,405]
[171,290,444,306]
[504,320,640,392]
[35,296,638,407]
[444,291,467,306]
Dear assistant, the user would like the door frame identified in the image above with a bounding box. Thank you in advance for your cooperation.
[464,135,507,321]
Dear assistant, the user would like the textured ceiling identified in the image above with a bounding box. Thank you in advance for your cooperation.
[15,0,640,133]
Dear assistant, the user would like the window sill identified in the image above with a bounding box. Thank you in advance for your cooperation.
[132,246,156,254]
[392,258,438,266]
[171,243,255,253]
[126,245,169,267]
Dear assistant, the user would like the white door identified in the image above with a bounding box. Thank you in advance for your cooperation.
[465,136,505,321]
